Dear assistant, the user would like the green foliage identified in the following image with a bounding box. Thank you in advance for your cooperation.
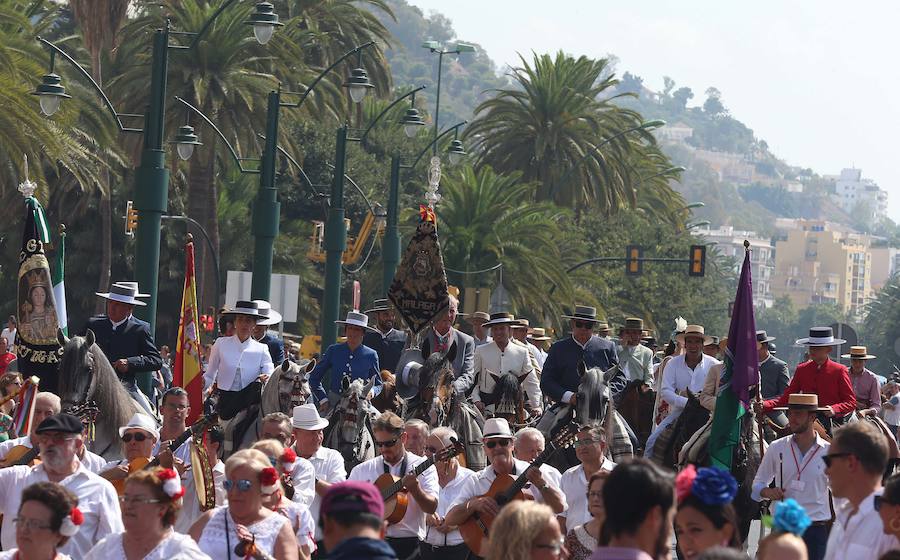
[756,296,853,367]
[862,275,900,377]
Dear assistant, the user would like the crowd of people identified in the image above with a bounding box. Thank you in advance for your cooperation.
[0,279,899,560]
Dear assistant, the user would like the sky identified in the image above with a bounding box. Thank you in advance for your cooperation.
[408,0,900,222]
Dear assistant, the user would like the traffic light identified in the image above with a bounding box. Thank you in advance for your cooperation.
[689,245,706,277]
[125,201,139,236]
[625,245,643,276]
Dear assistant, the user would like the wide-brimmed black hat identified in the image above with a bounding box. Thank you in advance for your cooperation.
[795,326,845,347]
[562,305,603,323]
[483,312,520,328]
[756,330,776,344]
[364,298,392,314]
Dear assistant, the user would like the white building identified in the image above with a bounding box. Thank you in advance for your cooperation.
[692,226,776,308]
[832,168,889,222]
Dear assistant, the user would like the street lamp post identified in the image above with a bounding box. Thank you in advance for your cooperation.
[422,41,475,155]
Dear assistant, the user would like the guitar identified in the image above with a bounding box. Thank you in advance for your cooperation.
[458,424,578,557]
[0,401,99,469]
[111,412,218,495]
[375,438,465,524]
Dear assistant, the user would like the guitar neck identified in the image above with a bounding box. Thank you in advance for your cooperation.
[16,447,40,466]
[499,444,557,503]
[147,425,194,469]
[384,456,435,500]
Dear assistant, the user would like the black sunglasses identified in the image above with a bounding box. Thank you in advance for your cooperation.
[574,320,594,329]
[122,432,149,443]
[485,439,511,449]
[821,452,852,467]
[375,438,399,448]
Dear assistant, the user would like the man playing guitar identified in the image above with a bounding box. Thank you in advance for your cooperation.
[348,411,438,560]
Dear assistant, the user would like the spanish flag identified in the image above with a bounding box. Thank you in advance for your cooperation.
[174,238,204,424]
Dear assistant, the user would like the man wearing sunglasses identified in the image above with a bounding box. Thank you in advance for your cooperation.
[559,425,616,533]
[421,426,474,560]
[348,411,438,560]
[0,413,123,558]
[751,393,832,560]
[444,418,566,547]
[541,305,617,408]
[823,421,891,560]
[100,412,159,482]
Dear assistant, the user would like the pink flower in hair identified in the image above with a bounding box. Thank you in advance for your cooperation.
[676,464,698,503]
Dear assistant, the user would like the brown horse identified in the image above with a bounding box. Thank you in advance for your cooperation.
[617,379,657,448]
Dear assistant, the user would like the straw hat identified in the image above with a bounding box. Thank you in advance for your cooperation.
[528,328,551,341]
[841,346,876,360]
[772,393,830,412]
[675,325,713,346]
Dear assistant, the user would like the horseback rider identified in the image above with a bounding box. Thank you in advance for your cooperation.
[420,295,476,397]
[615,318,654,390]
[309,311,382,414]
[363,299,408,375]
[510,319,545,371]
[252,300,285,365]
[83,281,160,415]
[203,301,275,420]
[755,327,856,431]
[540,305,618,407]
[472,313,541,418]
[757,330,791,429]
[644,325,721,460]
[841,346,881,418]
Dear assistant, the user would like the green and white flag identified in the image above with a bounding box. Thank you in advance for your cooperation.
[52,226,67,336]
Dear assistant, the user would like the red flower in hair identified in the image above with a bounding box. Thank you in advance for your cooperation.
[158,468,185,499]
[70,507,84,526]
[260,467,279,487]
[675,464,697,503]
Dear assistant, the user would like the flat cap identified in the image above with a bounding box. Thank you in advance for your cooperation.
[35,413,83,435]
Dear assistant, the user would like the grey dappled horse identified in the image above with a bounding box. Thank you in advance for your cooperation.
[57,330,141,459]
[323,376,378,474]
[536,364,634,470]
[222,358,315,455]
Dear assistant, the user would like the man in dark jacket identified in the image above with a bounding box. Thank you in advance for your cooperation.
[541,305,618,406]
[321,481,398,560]
[252,299,285,365]
[757,330,791,427]
[83,282,161,414]
[363,299,407,375]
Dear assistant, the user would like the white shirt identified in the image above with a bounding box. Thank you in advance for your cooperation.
[825,491,887,560]
[349,451,439,539]
[559,459,616,529]
[79,448,109,474]
[0,461,123,558]
[285,455,316,508]
[0,551,70,560]
[1,328,15,351]
[85,530,211,560]
[451,459,567,510]
[203,335,274,391]
[425,466,474,547]
[152,436,193,467]
[0,434,31,459]
[884,394,900,425]
[661,354,721,409]
[175,460,226,534]
[297,445,346,540]
[472,341,541,408]
[751,434,831,521]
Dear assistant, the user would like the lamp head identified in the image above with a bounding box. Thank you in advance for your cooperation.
[421,40,440,50]
[447,139,467,165]
[171,124,202,161]
[343,67,375,103]
[399,107,426,138]
[453,42,476,54]
[245,2,283,45]
[641,119,666,130]
[32,73,71,116]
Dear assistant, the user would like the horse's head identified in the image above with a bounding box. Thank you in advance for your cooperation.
[333,376,376,441]
[574,363,613,427]
[277,358,315,411]
[418,341,456,424]
[57,329,98,407]
[491,371,530,425]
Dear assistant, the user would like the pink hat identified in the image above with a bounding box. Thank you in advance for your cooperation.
[321,481,384,518]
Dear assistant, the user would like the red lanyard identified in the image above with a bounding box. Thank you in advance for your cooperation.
[789,440,821,480]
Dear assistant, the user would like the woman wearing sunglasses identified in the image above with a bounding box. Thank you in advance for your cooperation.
[85,468,210,559]
[564,471,608,560]
[251,439,315,560]
[0,482,78,560]
[485,501,568,560]
[190,449,298,560]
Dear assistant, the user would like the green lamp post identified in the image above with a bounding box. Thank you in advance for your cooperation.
[34,1,284,395]
[422,41,475,155]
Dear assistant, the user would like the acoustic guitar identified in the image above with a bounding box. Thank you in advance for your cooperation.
[458,424,578,557]
[0,401,99,469]
[111,412,218,495]
[375,438,465,524]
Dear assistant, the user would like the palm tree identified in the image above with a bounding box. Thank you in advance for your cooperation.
[69,0,129,311]
[436,164,573,325]
[465,51,661,211]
